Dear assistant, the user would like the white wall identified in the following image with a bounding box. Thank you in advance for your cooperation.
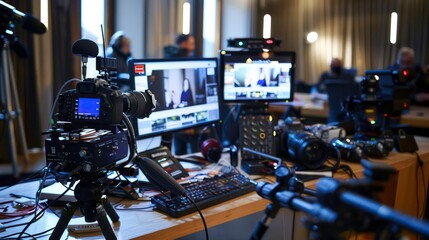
[115,0,145,58]
[220,0,255,50]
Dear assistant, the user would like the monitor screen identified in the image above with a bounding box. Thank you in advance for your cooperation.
[129,58,220,138]
[219,51,295,103]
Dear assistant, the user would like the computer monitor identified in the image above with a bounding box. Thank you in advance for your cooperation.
[219,51,295,103]
[129,58,220,139]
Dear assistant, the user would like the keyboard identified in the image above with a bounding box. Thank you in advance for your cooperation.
[151,172,256,217]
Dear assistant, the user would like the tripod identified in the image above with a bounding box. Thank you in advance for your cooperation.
[50,176,120,240]
[0,41,29,177]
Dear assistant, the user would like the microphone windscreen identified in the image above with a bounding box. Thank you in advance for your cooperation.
[22,14,47,34]
[72,39,99,58]
[135,156,186,196]
[10,39,28,58]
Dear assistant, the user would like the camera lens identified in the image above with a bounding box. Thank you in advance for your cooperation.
[331,138,365,162]
[123,90,156,118]
[284,131,327,169]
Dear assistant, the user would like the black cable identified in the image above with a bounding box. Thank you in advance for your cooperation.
[2,231,37,240]
[0,210,46,232]
[16,180,74,239]
[185,194,209,240]
[33,164,51,223]
[0,167,46,192]
[24,227,54,239]
[337,164,357,179]
[2,227,54,240]
[221,105,238,144]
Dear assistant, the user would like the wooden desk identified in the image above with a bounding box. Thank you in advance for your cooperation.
[1,138,429,240]
[268,93,329,119]
[401,106,429,129]
[269,93,429,129]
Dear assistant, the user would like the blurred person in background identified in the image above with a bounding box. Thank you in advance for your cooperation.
[315,58,354,93]
[388,47,429,105]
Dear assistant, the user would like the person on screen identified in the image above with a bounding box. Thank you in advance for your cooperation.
[180,78,194,107]
[388,47,429,105]
[256,68,267,86]
[315,58,354,93]
[106,31,132,76]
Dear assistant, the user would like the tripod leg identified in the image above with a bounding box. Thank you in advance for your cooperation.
[101,196,120,222]
[95,204,117,240]
[1,49,19,177]
[250,203,281,240]
[5,50,29,164]
[50,202,78,240]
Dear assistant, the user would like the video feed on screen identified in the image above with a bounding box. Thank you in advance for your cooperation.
[130,59,220,138]
[220,51,295,102]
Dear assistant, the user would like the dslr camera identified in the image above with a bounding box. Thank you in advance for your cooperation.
[275,117,328,170]
[44,40,156,174]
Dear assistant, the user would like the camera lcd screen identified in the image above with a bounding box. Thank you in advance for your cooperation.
[76,97,100,119]
[129,58,220,138]
[219,51,295,103]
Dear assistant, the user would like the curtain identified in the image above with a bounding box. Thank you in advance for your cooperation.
[143,0,203,58]
[33,0,54,144]
[257,0,429,84]
[51,0,81,93]
[143,0,181,58]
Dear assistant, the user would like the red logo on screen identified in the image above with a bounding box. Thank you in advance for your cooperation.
[134,64,145,75]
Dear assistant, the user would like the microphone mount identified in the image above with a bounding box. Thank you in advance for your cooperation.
[72,39,99,80]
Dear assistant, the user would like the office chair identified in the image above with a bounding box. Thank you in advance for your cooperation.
[325,79,360,123]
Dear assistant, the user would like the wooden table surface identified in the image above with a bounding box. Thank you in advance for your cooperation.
[1,137,429,239]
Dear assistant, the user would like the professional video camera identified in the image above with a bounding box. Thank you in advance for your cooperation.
[343,68,414,137]
[275,117,330,170]
[44,39,156,175]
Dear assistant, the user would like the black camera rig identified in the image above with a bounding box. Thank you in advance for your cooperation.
[250,160,429,240]
[44,38,156,240]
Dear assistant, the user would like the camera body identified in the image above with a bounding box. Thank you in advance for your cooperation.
[275,118,328,170]
[57,78,124,125]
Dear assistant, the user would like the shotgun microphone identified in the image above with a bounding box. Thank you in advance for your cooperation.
[0,1,47,34]
[135,156,186,196]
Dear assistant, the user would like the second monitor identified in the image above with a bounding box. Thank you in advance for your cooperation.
[219,50,296,103]
[129,58,220,138]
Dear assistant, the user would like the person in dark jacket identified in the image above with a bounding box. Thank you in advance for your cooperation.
[316,58,354,93]
[106,31,132,76]
[164,34,196,58]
